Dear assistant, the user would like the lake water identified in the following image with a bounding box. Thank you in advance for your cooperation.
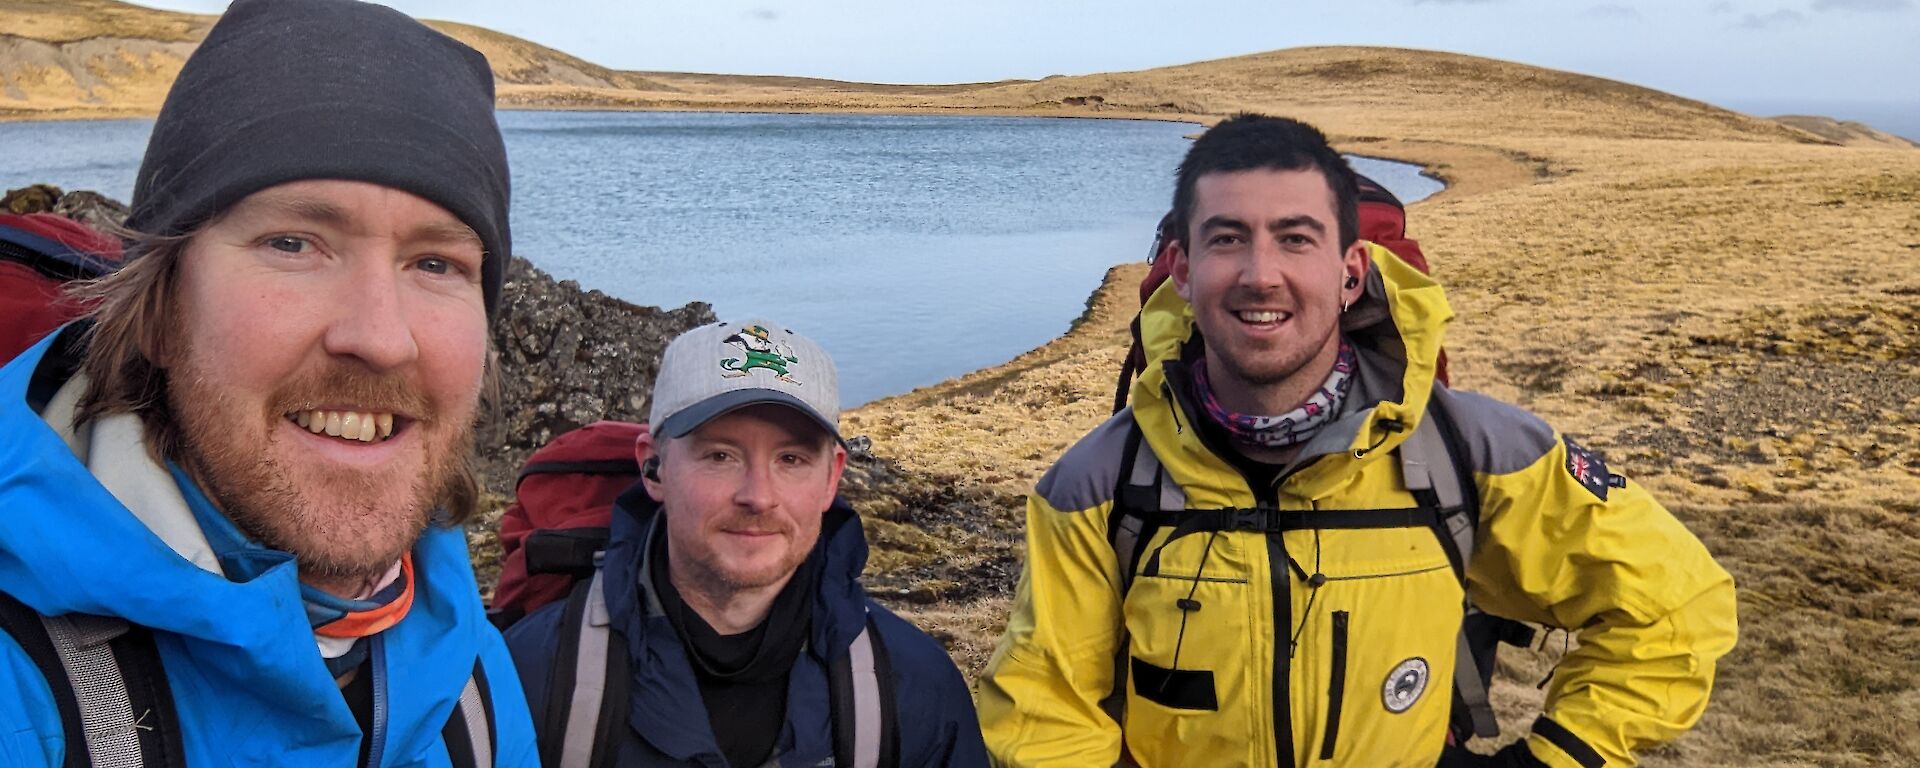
[0,111,1442,405]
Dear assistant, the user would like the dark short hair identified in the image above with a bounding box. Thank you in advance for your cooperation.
[1169,114,1360,251]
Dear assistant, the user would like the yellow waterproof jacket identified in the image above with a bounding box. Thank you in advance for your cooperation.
[977,246,1738,767]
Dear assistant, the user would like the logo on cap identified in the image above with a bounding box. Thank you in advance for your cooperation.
[720,324,801,383]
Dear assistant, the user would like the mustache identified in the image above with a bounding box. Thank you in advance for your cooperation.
[1224,285,1299,308]
[713,514,795,536]
[268,366,435,423]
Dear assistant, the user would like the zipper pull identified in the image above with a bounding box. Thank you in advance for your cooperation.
[1351,417,1405,459]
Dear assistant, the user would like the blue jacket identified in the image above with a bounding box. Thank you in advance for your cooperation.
[0,328,537,767]
[505,486,988,767]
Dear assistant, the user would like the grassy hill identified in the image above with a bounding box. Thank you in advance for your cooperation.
[5,1,1919,765]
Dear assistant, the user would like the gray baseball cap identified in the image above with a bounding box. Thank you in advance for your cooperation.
[648,318,841,441]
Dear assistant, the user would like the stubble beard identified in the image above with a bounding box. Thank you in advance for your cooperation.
[1209,298,1342,397]
[677,517,816,599]
[167,353,475,590]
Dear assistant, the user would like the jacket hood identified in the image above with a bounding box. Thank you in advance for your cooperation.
[1130,243,1455,502]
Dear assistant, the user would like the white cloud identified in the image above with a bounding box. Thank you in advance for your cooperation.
[1585,3,1643,19]
[1811,0,1912,11]
[1731,8,1807,28]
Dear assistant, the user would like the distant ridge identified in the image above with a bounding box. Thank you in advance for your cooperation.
[2,0,1899,150]
[1770,115,1920,149]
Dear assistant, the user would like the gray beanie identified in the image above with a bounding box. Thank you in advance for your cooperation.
[126,0,513,317]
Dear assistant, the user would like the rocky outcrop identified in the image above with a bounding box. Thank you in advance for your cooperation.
[479,256,714,495]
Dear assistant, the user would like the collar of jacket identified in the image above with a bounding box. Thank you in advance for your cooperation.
[601,482,873,761]
[1131,243,1454,504]
[0,324,494,763]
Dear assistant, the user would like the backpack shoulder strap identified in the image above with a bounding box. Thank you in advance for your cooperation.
[541,569,627,768]
[0,592,186,768]
[829,611,899,768]
[1099,420,1185,732]
[0,221,116,282]
[0,592,90,768]
[1107,421,1184,597]
[1397,395,1477,580]
[1402,390,1509,740]
[442,658,499,768]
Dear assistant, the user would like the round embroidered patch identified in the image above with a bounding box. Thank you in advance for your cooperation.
[1382,657,1430,713]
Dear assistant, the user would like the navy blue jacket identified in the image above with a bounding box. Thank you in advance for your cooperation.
[505,487,987,767]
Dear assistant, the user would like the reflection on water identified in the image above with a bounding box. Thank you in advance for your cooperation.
[0,111,1443,404]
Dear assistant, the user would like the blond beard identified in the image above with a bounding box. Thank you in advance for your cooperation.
[165,354,475,588]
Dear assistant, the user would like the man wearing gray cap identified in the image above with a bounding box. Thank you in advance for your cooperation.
[505,319,986,768]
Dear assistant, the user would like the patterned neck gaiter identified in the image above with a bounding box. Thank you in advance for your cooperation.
[1193,340,1359,449]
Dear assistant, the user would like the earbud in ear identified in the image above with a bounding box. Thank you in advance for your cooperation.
[642,457,661,482]
[1344,275,1360,290]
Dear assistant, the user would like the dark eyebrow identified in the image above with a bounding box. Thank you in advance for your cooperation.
[1198,214,1251,233]
[1268,216,1327,236]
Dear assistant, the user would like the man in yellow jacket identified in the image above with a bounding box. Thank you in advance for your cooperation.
[976,114,1737,767]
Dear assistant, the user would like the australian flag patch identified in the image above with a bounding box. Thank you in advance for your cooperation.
[1563,437,1611,501]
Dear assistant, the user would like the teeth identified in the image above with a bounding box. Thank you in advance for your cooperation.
[287,409,397,442]
[1239,311,1284,323]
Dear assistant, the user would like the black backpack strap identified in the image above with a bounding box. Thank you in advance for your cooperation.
[0,592,186,768]
[539,569,627,768]
[523,528,612,578]
[1112,318,1144,415]
[442,658,499,768]
[515,460,640,487]
[0,222,116,282]
[829,611,898,768]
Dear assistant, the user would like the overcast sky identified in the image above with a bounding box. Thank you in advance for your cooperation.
[141,0,1918,123]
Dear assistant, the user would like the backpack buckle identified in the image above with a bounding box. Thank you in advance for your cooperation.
[1231,507,1272,532]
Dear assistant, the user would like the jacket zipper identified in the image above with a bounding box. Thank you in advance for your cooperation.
[365,635,389,768]
[1318,611,1350,761]
[1158,359,1295,767]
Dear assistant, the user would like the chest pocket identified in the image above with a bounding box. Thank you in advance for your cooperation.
[1287,524,1462,765]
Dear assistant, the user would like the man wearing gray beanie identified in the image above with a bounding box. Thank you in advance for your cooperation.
[0,0,535,765]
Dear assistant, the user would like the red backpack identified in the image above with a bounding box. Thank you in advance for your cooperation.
[0,212,123,364]
[488,420,650,627]
[1110,172,1446,412]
